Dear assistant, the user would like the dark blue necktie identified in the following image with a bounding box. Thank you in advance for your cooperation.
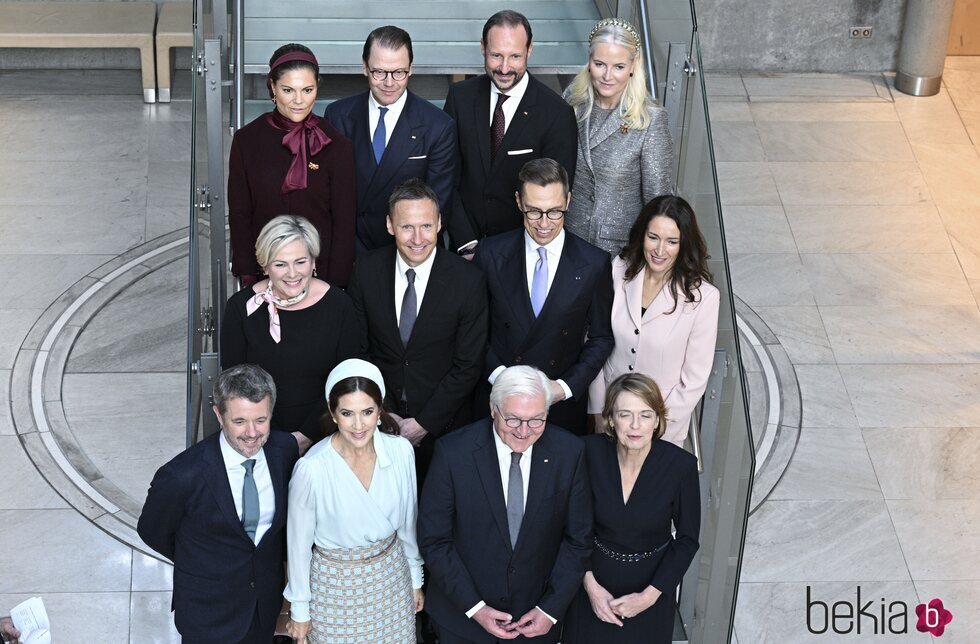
[372,106,389,164]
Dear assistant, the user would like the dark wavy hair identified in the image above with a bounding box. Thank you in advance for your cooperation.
[323,376,398,436]
[620,195,712,314]
[267,43,319,97]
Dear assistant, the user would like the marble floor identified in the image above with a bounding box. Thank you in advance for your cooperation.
[0,58,978,643]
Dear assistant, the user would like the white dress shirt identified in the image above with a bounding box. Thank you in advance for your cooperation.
[488,72,529,131]
[465,429,555,624]
[369,89,408,147]
[218,431,275,546]
[394,247,436,326]
[487,230,572,401]
[285,431,423,622]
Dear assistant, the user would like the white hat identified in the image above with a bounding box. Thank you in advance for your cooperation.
[324,358,386,401]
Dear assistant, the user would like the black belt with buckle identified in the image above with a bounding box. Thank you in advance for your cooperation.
[594,536,671,562]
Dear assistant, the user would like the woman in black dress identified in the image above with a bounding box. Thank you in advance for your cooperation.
[221,215,358,455]
[564,373,700,643]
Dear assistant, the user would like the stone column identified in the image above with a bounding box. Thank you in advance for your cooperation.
[895,0,957,96]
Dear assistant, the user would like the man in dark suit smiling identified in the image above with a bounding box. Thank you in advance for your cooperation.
[326,26,456,253]
[473,159,613,435]
[445,10,578,254]
[137,365,298,643]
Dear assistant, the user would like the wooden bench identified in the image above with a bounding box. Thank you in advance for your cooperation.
[156,2,192,103]
[0,1,158,102]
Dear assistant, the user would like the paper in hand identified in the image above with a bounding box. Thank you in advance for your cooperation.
[9,597,51,644]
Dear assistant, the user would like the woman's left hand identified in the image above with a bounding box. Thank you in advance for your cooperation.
[609,585,662,619]
[413,588,425,613]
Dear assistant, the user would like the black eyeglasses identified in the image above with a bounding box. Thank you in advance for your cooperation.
[521,208,567,221]
[369,68,409,81]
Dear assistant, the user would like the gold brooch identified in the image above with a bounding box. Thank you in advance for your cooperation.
[620,124,630,134]
[308,162,319,170]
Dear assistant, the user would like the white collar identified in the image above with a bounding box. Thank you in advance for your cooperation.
[218,430,267,469]
[368,88,409,120]
[491,424,534,462]
[490,71,530,104]
[395,245,437,282]
[523,228,566,257]
[327,430,393,469]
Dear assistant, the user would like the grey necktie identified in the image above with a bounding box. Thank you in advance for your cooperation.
[241,459,259,541]
[399,268,417,346]
[507,452,524,547]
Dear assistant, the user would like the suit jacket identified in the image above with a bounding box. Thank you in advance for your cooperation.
[444,73,578,247]
[137,432,299,641]
[227,114,356,286]
[347,246,488,436]
[564,100,674,254]
[418,420,593,643]
[473,229,614,434]
[588,256,720,446]
[325,91,457,250]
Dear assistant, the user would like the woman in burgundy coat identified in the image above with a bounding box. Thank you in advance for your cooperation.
[228,43,356,288]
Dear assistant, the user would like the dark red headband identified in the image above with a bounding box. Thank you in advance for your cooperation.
[268,51,319,74]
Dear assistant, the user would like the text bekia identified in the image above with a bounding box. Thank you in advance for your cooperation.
[805,586,908,635]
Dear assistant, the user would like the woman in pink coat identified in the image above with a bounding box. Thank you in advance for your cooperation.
[588,195,719,446]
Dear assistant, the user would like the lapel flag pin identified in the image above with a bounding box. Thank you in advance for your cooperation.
[543,459,549,463]
[523,111,528,116]
[411,135,417,139]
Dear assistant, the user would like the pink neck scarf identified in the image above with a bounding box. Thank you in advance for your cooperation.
[246,285,283,343]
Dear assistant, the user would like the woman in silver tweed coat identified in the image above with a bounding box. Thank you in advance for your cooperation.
[564,18,674,254]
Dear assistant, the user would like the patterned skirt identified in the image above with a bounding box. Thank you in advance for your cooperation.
[308,533,415,643]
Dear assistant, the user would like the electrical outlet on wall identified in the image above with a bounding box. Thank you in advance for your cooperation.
[849,26,873,39]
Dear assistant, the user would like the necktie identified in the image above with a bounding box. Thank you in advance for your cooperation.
[241,459,259,542]
[372,106,389,164]
[507,452,524,547]
[490,93,509,160]
[530,247,548,317]
[399,268,417,346]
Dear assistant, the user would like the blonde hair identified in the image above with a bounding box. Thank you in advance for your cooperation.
[566,19,651,131]
[255,215,321,269]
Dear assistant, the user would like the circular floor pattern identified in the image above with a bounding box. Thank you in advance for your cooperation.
[8,232,799,555]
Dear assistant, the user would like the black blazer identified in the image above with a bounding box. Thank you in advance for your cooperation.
[444,73,577,247]
[325,90,457,250]
[137,432,299,641]
[347,246,488,435]
[418,420,593,643]
[473,229,614,434]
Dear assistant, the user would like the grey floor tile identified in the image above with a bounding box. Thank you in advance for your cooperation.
[888,499,980,580]
[708,101,753,122]
[131,551,173,592]
[730,253,815,306]
[0,509,132,592]
[735,581,921,642]
[711,122,766,161]
[704,73,746,97]
[840,364,980,428]
[716,162,782,205]
[0,254,111,308]
[0,205,146,255]
[0,310,43,370]
[147,121,195,163]
[864,427,980,500]
[769,162,931,206]
[741,500,910,582]
[67,267,186,373]
[131,592,180,644]
[911,142,980,208]
[785,203,951,254]
[62,373,185,507]
[768,428,882,500]
[0,369,12,435]
[801,253,974,306]
[147,160,196,207]
[145,205,189,241]
[0,436,69,509]
[0,159,148,207]
[893,86,973,145]
[795,364,858,428]
[758,122,914,162]
[720,205,798,254]
[912,580,979,643]
[0,118,148,161]
[0,591,130,642]
[741,73,885,99]
[749,101,899,122]
[821,305,980,364]
[754,307,835,364]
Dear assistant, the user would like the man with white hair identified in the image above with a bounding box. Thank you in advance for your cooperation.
[418,365,592,643]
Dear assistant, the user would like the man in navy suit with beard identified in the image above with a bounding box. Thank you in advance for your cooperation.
[138,365,299,643]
